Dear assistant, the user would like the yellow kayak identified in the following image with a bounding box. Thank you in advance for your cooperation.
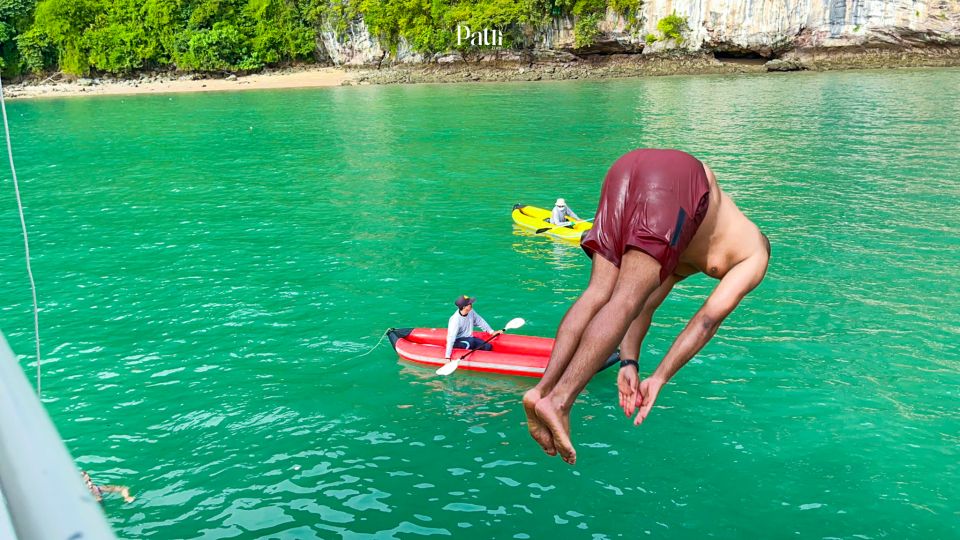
[512,204,593,243]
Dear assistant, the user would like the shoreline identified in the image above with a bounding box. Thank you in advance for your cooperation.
[4,66,357,100]
[6,46,960,100]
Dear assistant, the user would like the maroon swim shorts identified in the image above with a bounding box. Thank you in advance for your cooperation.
[581,149,711,283]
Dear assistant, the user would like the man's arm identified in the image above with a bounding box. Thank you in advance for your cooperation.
[472,312,494,333]
[444,316,459,359]
[567,207,580,221]
[635,252,769,424]
[618,273,682,417]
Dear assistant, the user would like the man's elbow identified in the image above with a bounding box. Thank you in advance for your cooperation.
[697,313,722,335]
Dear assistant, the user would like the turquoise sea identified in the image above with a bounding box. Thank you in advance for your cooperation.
[1,68,958,538]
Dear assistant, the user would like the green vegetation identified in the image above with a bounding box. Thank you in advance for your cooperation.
[642,12,687,47]
[655,11,687,45]
[3,0,317,76]
[561,0,642,49]
[573,12,601,48]
[0,0,645,77]
[607,0,638,14]
[608,0,641,33]
[1,0,43,73]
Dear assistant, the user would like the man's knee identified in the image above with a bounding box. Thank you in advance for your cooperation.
[608,276,660,319]
[609,287,651,318]
[583,254,619,301]
[580,283,614,309]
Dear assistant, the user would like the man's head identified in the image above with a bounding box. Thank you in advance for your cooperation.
[455,295,475,313]
[555,198,566,208]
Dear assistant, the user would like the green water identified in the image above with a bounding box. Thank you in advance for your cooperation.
[1,68,958,539]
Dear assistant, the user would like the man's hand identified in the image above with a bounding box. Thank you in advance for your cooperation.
[617,365,640,417]
[633,377,665,426]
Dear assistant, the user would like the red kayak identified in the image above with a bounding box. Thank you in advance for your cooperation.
[387,328,619,378]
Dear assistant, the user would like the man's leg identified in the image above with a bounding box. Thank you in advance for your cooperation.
[465,336,493,351]
[539,255,621,392]
[536,249,662,464]
[451,337,493,353]
[523,255,620,455]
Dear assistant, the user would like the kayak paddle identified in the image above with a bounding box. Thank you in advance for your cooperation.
[535,218,593,235]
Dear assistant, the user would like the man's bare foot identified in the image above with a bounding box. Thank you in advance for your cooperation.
[534,396,576,465]
[522,388,557,456]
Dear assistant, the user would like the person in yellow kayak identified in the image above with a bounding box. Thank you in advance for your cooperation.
[549,198,581,226]
[444,295,503,361]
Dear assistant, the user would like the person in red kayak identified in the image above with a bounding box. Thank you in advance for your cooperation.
[523,149,771,465]
[444,295,503,362]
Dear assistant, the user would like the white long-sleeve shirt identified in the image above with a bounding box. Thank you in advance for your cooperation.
[550,205,580,225]
[445,310,494,358]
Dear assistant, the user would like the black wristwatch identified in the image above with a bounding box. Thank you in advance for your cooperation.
[619,359,639,370]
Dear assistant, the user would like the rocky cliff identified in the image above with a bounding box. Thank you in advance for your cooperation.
[320,0,960,66]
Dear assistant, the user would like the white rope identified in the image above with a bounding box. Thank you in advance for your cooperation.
[343,330,389,362]
[0,75,41,396]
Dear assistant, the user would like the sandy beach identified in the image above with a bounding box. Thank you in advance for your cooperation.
[4,66,356,100]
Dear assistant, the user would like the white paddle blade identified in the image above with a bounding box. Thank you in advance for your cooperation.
[436,359,460,376]
[504,317,525,331]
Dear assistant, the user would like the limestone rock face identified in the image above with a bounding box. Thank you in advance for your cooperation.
[317,1,960,66]
[640,0,960,54]
[765,58,807,71]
